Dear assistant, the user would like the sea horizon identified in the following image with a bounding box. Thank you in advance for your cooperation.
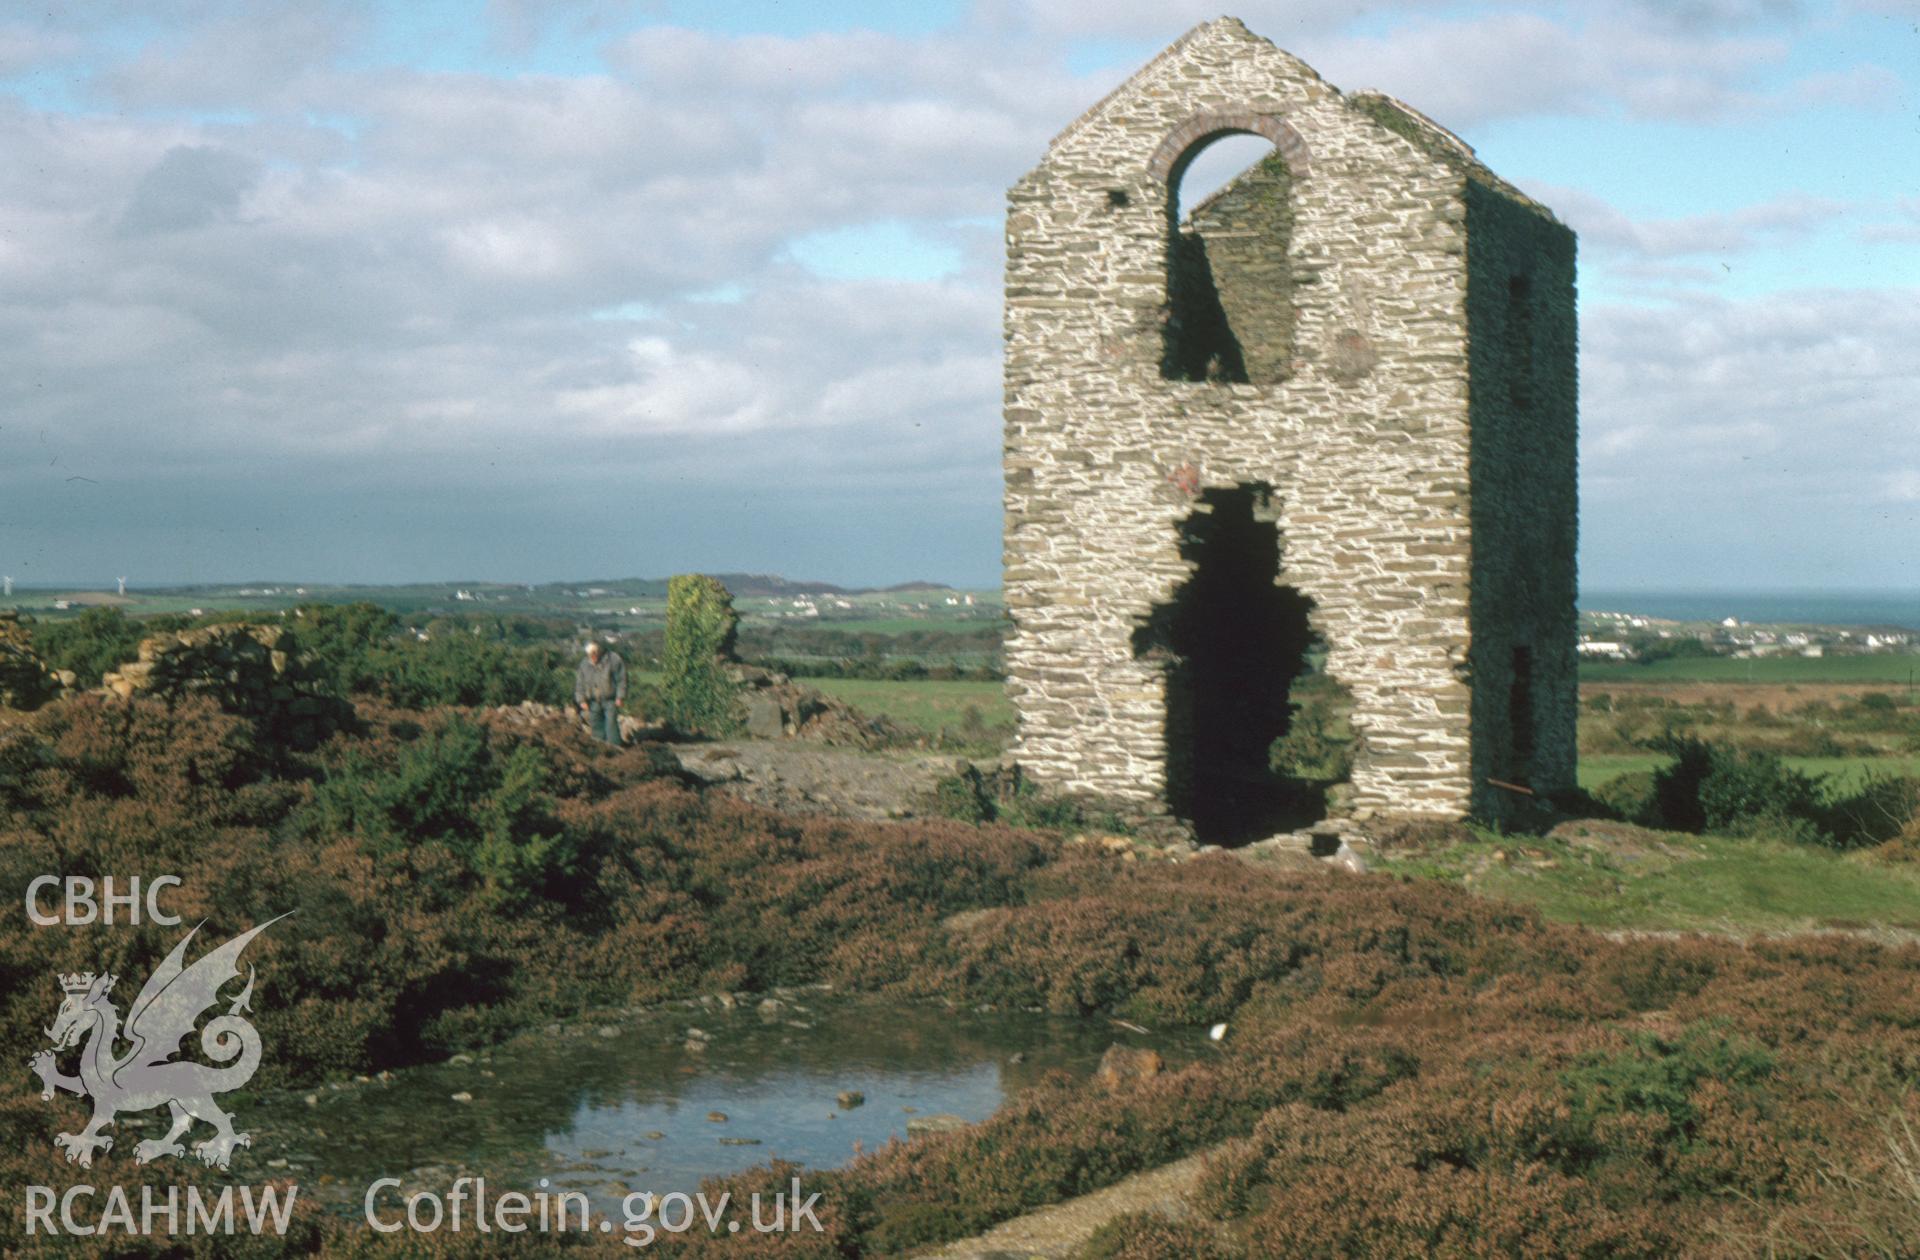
[1579,589,1920,630]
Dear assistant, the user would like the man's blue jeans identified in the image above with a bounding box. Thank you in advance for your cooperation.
[585,700,622,745]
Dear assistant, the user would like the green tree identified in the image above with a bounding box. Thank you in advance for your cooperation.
[662,574,741,736]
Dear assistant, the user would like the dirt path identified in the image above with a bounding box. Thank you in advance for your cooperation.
[672,739,970,821]
[913,1148,1217,1259]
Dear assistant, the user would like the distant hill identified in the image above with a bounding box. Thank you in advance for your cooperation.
[534,574,960,598]
[4,574,985,620]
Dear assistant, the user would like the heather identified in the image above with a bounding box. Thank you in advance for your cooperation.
[4,696,1920,1256]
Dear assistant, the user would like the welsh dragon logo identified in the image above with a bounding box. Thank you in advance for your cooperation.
[29,915,288,1170]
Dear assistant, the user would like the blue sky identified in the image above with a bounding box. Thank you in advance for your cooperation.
[0,1,1915,590]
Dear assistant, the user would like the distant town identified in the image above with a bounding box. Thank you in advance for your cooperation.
[1579,609,1913,662]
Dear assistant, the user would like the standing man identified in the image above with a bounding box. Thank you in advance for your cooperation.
[575,639,627,746]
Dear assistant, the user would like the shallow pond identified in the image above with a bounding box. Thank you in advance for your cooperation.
[247,992,1190,1217]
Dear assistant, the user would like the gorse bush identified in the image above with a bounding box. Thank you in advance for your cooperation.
[1560,1021,1776,1149]
[662,574,742,736]
[379,628,571,709]
[1652,735,1826,837]
[301,713,579,904]
[292,601,404,695]
[298,602,570,708]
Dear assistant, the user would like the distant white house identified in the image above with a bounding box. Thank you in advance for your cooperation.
[1577,640,1632,659]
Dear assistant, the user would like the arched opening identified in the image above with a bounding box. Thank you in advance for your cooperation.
[1159,131,1297,384]
[1133,485,1344,845]
[1173,132,1280,223]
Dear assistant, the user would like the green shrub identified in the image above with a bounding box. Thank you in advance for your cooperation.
[1650,736,1827,839]
[1561,1021,1775,1144]
[289,602,568,708]
[290,601,401,695]
[930,763,1129,833]
[29,606,144,685]
[1594,770,1660,826]
[1270,674,1356,785]
[302,713,579,904]
[1822,774,1920,850]
[661,574,742,736]
[380,629,569,709]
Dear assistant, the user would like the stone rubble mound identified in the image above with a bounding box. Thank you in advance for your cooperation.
[99,623,338,742]
[726,663,916,750]
[484,698,662,745]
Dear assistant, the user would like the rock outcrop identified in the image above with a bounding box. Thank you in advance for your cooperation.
[1093,1044,1165,1091]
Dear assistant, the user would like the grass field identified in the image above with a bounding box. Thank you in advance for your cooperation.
[1581,653,1920,685]
[1577,752,1920,792]
[652,674,1914,798]
[797,679,1916,797]
[810,676,1012,738]
[787,615,1003,635]
[1381,826,1920,933]
[627,673,1015,743]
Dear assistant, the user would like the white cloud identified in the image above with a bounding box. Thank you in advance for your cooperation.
[0,1,1913,585]
[1548,187,1849,259]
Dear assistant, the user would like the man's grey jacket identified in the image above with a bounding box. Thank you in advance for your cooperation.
[574,652,627,704]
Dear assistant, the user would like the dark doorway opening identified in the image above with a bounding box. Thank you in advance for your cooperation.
[1133,485,1326,845]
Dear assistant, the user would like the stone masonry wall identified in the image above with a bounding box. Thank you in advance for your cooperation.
[100,623,338,744]
[1465,181,1580,822]
[1002,18,1576,827]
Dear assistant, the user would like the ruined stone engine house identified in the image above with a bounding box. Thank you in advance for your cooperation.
[1001,19,1578,841]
